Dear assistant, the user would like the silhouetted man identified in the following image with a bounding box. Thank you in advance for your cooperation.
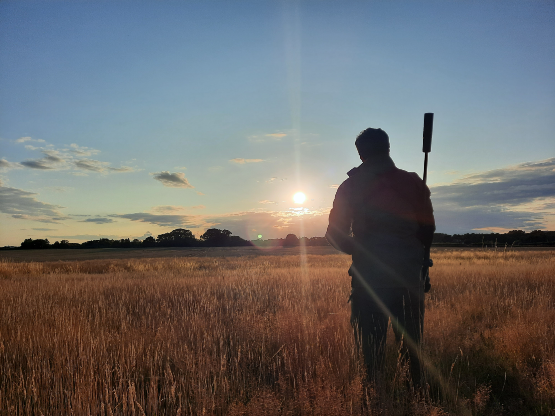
[326,128,435,385]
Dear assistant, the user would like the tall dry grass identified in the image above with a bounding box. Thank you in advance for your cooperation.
[0,249,554,415]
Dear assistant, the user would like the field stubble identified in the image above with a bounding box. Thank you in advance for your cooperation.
[0,249,554,415]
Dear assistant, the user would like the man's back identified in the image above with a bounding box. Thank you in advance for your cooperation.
[326,154,434,288]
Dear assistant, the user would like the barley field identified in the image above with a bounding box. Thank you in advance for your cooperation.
[0,248,554,415]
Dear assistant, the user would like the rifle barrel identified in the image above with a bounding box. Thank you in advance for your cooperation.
[423,151,429,184]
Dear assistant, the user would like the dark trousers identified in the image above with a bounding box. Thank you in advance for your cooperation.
[350,286,424,385]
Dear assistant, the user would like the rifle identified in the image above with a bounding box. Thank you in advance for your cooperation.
[422,113,434,292]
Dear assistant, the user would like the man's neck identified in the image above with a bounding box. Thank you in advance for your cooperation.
[360,154,395,174]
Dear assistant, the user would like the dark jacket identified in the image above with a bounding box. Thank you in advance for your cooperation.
[326,155,435,289]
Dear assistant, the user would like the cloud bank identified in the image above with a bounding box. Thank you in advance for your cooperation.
[431,158,555,233]
[0,184,67,223]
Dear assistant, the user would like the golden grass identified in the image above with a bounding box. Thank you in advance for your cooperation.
[0,249,554,415]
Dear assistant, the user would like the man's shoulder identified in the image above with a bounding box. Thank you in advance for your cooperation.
[336,165,362,189]
[332,170,359,203]
[346,166,360,177]
[389,168,430,197]
[392,168,423,183]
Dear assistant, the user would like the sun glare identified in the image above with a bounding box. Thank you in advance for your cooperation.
[293,192,306,204]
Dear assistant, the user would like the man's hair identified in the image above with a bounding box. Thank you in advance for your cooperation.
[355,128,390,159]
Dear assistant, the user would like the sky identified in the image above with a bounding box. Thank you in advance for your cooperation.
[1,1,554,246]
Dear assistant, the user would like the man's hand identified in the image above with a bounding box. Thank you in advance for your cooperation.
[422,258,433,293]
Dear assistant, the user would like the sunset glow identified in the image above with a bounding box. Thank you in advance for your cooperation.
[293,192,306,204]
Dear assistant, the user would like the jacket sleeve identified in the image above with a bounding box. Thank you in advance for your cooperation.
[325,181,355,254]
[414,178,435,250]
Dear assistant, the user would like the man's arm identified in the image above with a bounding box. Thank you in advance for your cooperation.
[415,181,435,291]
[406,172,435,250]
[325,181,355,255]
[416,183,435,251]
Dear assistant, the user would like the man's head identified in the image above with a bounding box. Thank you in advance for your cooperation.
[355,128,390,160]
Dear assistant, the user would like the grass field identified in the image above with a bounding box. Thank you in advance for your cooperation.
[1,248,554,415]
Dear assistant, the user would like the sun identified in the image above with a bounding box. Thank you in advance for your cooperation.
[293,192,306,204]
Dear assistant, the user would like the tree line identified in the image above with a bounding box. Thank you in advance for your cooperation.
[433,229,555,247]
[15,229,330,250]
[12,229,555,250]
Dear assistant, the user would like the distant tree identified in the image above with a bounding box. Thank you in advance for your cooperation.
[21,238,50,249]
[284,234,299,247]
[528,230,546,244]
[81,238,114,248]
[142,236,156,247]
[308,237,330,246]
[432,233,455,244]
[157,229,196,247]
[200,229,232,246]
[228,235,251,247]
[52,239,70,249]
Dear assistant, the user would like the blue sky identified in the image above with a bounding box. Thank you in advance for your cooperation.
[1,1,554,246]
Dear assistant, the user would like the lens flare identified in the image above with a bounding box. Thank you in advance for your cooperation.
[293,192,306,204]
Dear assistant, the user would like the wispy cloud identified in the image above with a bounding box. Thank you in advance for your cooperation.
[80,217,115,224]
[21,150,66,170]
[44,186,74,193]
[259,200,277,204]
[150,205,205,213]
[74,159,134,173]
[0,159,21,170]
[15,139,134,173]
[266,133,287,138]
[151,205,187,214]
[111,213,201,228]
[229,158,265,164]
[248,131,289,142]
[15,137,45,144]
[151,171,194,188]
[69,143,100,157]
[265,177,287,183]
[73,159,107,172]
[20,160,55,170]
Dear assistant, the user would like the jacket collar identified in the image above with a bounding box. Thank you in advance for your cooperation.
[347,154,396,177]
